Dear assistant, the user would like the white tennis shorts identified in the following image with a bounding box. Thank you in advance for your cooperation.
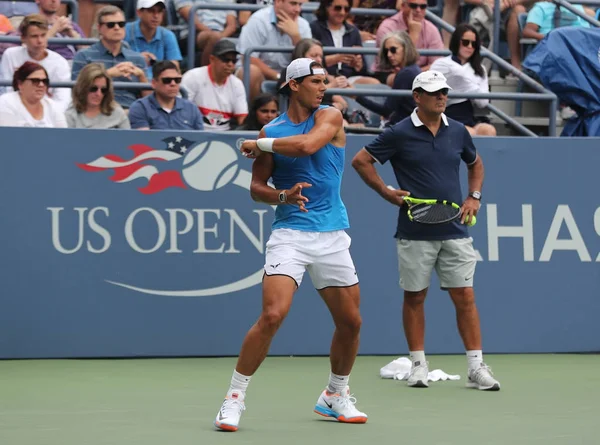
[264,228,359,289]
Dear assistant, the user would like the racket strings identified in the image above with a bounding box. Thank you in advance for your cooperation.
[410,203,460,224]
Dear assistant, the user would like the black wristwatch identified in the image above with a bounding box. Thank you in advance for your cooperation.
[278,190,287,203]
[469,191,482,201]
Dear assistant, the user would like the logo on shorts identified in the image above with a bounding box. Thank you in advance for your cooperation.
[270,263,281,269]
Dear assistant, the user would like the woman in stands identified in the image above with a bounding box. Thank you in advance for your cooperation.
[239,93,279,131]
[310,0,379,85]
[357,31,420,126]
[0,61,67,127]
[66,63,130,129]
[431,24,496,136]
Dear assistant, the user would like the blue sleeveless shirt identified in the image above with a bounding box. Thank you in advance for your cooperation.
[264,106,349,232]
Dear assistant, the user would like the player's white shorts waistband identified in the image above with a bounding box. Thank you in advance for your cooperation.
[264,228,359,289]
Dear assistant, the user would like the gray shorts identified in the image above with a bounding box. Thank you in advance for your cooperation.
[396,238,477,292]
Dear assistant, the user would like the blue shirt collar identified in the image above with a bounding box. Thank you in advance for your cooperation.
[133,20,162,43]
[149,93,184,111]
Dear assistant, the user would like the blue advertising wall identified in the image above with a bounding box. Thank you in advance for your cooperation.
[0,128,599,358]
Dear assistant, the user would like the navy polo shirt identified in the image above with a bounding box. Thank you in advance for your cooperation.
[128,94,205,130]
[365,109,477,240]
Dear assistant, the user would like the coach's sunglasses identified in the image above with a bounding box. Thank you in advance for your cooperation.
[332,5,351,12]
[89,86,109,93]
[161,77,182,85]
[102,21,126,28]
[218,56,238,64]
[408,2,427,9]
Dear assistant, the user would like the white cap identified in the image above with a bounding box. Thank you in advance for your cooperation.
[137,0,165,10]
[412,70,452,92]
[280,58,327,90]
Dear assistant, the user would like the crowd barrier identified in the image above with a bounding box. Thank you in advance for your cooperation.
[0,128,599,358]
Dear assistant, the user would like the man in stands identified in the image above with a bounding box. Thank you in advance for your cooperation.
[72,5,150,109]
[124,0,182,79]
[128,61,204,130]
[36,0,86,64]
[236,0,312,99]
[0,14,71,111]
[182,38,248,130]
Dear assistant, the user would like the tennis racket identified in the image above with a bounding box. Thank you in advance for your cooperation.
[404,197,476,225]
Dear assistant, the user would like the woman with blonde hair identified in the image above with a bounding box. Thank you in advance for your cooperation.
[66,63,130,129]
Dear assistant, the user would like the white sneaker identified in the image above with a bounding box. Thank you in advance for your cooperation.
[314,386,368,423]
[214,390,246,431]
[467,363,501,391]
[407,361,429,388]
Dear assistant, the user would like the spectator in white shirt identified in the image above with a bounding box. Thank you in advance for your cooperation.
[0,14,71,111]
[430,24,496,136]
[0,61,67,127]
[182,38,248,130]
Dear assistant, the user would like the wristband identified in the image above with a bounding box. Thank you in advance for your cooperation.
[257,138,275,153]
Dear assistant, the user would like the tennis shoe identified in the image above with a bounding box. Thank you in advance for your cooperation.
[407,360,429,388]
[314,386,368,423]
[214,390,246,431]
[467,363,501,391]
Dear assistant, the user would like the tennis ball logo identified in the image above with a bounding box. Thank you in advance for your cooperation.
[182,141,239,191]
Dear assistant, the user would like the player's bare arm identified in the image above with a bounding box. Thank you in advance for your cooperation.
[351,148,410,206]
[462,154,484,223]
[240,108,345,158]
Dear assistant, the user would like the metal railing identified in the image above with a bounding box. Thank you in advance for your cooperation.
[242,45,557,136]
[0,80,153,90]
[0,35,98,45]
[185,3,397,71]
[8,0,79,24]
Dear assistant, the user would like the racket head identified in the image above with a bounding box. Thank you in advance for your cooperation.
[405,199,461,224]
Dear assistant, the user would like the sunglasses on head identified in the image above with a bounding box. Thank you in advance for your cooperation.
[385,46,399,54]
[26,77,49,86]
[218,55,238,64]
[423,88,449,97]
[408,2,427,9]
[160,77,182,85]
[332,5,351,12]
[461,39,477,48]
[102,21,126,29]
[89,86,108,93]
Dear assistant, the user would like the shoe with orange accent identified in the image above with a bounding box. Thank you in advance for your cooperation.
[214,390,246,432]
[314,386,368,423]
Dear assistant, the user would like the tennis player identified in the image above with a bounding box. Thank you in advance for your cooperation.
[351,70,500,391]
[214,58,368,432]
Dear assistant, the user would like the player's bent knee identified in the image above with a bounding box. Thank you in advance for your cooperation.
[449,288,476,309]
[338,314,362,334]
[404,290,427,305]
[258,310,286,332]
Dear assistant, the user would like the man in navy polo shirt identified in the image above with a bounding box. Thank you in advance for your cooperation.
[128,60,204,130]
[124,0,182,80]
[352,70,501,391]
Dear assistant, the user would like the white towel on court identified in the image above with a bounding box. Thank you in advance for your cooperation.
[380,357,461,382]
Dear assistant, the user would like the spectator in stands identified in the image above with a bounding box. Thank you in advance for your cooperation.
[236,0,312,99]
[239,93,279,130]
[66,63,130,129]
[376,0,443,71]
[0,14,71,111]
[523,1,591,41]
[357,31,420,125]
[310,0,379,84]
[128,61,204,130]
[350,0,397,42]
[431,24,496,136]
[0,61,67,127]
[0,1,38,29]
[124,0,182,79]
[72,6,150,109]
[37,0,86,63]
[175,0,237,67]
[182,38,248,130]
[238,0,273,27]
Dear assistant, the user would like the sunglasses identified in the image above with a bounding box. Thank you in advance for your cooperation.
[218,56,238,64]
[423,88,449,97]
[26,77,49,86]
[385,46,399,54]
[89,86,109,93]
[101,21,126,29]
[461,39,477,48]
[160,77,182,84]
[408,2,427,9]
[332,5,351,12]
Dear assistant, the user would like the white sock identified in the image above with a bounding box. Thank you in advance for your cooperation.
[409,350,426,367]
[466,350,483,370]
[327,372,349,394]
[229,369,251,395]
